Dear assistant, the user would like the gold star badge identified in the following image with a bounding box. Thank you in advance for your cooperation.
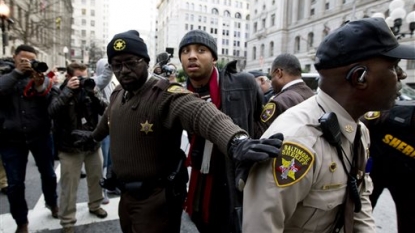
[140,120,153,134]
[113,39,126,51]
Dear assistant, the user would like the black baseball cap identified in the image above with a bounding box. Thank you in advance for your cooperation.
[314,17,415,70]
[249,70,266,78]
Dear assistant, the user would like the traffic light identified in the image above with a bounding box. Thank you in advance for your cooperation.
[56,17,61,29]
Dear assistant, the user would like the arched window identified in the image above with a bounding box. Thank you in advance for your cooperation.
[269,41,274,57]
[295,36,300,53]
[307,32,314,50]
[212,8,219,15]
[235,12,241,19]
[224,10,231,17]
[253,46,257,60]
[260,44,265,57]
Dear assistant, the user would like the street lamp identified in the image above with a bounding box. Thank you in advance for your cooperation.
[63,46,68,66]
[0,0,10,55]
[372,0,415,38]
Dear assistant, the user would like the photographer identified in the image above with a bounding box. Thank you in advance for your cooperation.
[48,62,108,233]
[0,44,58,233]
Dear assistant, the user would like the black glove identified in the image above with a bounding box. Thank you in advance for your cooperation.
[71,130,95,148]
[232,133,284,191]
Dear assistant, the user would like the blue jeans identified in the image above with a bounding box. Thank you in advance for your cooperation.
[0,136,58,225]
[101,135,111,171]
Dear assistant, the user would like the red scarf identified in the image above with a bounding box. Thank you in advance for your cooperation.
[184,67,220,223]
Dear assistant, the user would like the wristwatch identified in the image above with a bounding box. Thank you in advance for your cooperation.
[228,133,249,153]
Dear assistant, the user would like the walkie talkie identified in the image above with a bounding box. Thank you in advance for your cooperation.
[319,112,342,146]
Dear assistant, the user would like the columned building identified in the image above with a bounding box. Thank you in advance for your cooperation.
[246,0,415,83]
[156,0,251,70]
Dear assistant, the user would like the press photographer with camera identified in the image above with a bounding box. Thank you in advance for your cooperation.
[48,62,108,233]
[152,52,179,83]
[0,44,58,233]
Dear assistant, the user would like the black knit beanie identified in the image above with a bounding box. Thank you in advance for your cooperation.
[107,30,150,63]
[178,30,218,61]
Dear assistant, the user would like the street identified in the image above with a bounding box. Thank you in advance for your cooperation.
[0,133,397,233]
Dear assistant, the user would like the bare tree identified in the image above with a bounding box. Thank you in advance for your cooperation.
[88,41,104,71]
[9,0,72,49]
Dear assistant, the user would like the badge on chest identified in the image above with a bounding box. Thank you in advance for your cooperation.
[140,120,153,134]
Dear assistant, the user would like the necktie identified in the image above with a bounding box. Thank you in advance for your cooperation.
[343,124,364,233]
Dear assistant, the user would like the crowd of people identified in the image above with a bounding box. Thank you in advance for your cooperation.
[0,17,415,233]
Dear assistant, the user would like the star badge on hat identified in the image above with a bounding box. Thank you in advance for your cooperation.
[140,120,153,134]
[113,39,126,51]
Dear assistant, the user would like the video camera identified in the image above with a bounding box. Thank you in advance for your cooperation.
[78,76,96,92]
[155,52,176,77]
[30,60,48,73]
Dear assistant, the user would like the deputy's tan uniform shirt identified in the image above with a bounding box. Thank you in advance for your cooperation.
[243,90,376,233]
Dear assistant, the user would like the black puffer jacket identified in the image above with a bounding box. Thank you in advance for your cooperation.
[48,79,108,153]
[0,69,52,144]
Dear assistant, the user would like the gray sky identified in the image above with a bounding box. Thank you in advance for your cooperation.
[108,0,155,38]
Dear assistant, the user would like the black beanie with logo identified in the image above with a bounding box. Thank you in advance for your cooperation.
[107,30,150,63]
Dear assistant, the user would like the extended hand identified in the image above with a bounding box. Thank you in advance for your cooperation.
[71,130,94,147]
[232,133,284,191]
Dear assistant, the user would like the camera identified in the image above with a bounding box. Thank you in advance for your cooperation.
[78,76,96,92]
[30,60,48,73]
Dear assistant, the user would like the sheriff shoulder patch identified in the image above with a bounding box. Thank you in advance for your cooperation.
[167,85,192,94]
[364,111,380,120]
[273,141,314,187]
[260,102,276,122]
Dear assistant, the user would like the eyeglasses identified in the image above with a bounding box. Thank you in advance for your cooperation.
[110,59,144,72]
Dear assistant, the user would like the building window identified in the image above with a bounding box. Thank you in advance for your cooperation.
[82,8,86,15]
[271,14,275,26]
[310,8,315,16]
[307,32,314,50]
[269,41,274,57]
[91,9,95,16]
[212,8,219,15]
[81,30,86,37]
[91,20,95,27]
[295,36,300,53]
[260,44,264,57]
[224,10,231,17]
[262,18,266,29]
[82,19,86,26]
[253,22,257,32]
[252,46,256,60]
[325,2,330,10]
[235,12,241,19]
